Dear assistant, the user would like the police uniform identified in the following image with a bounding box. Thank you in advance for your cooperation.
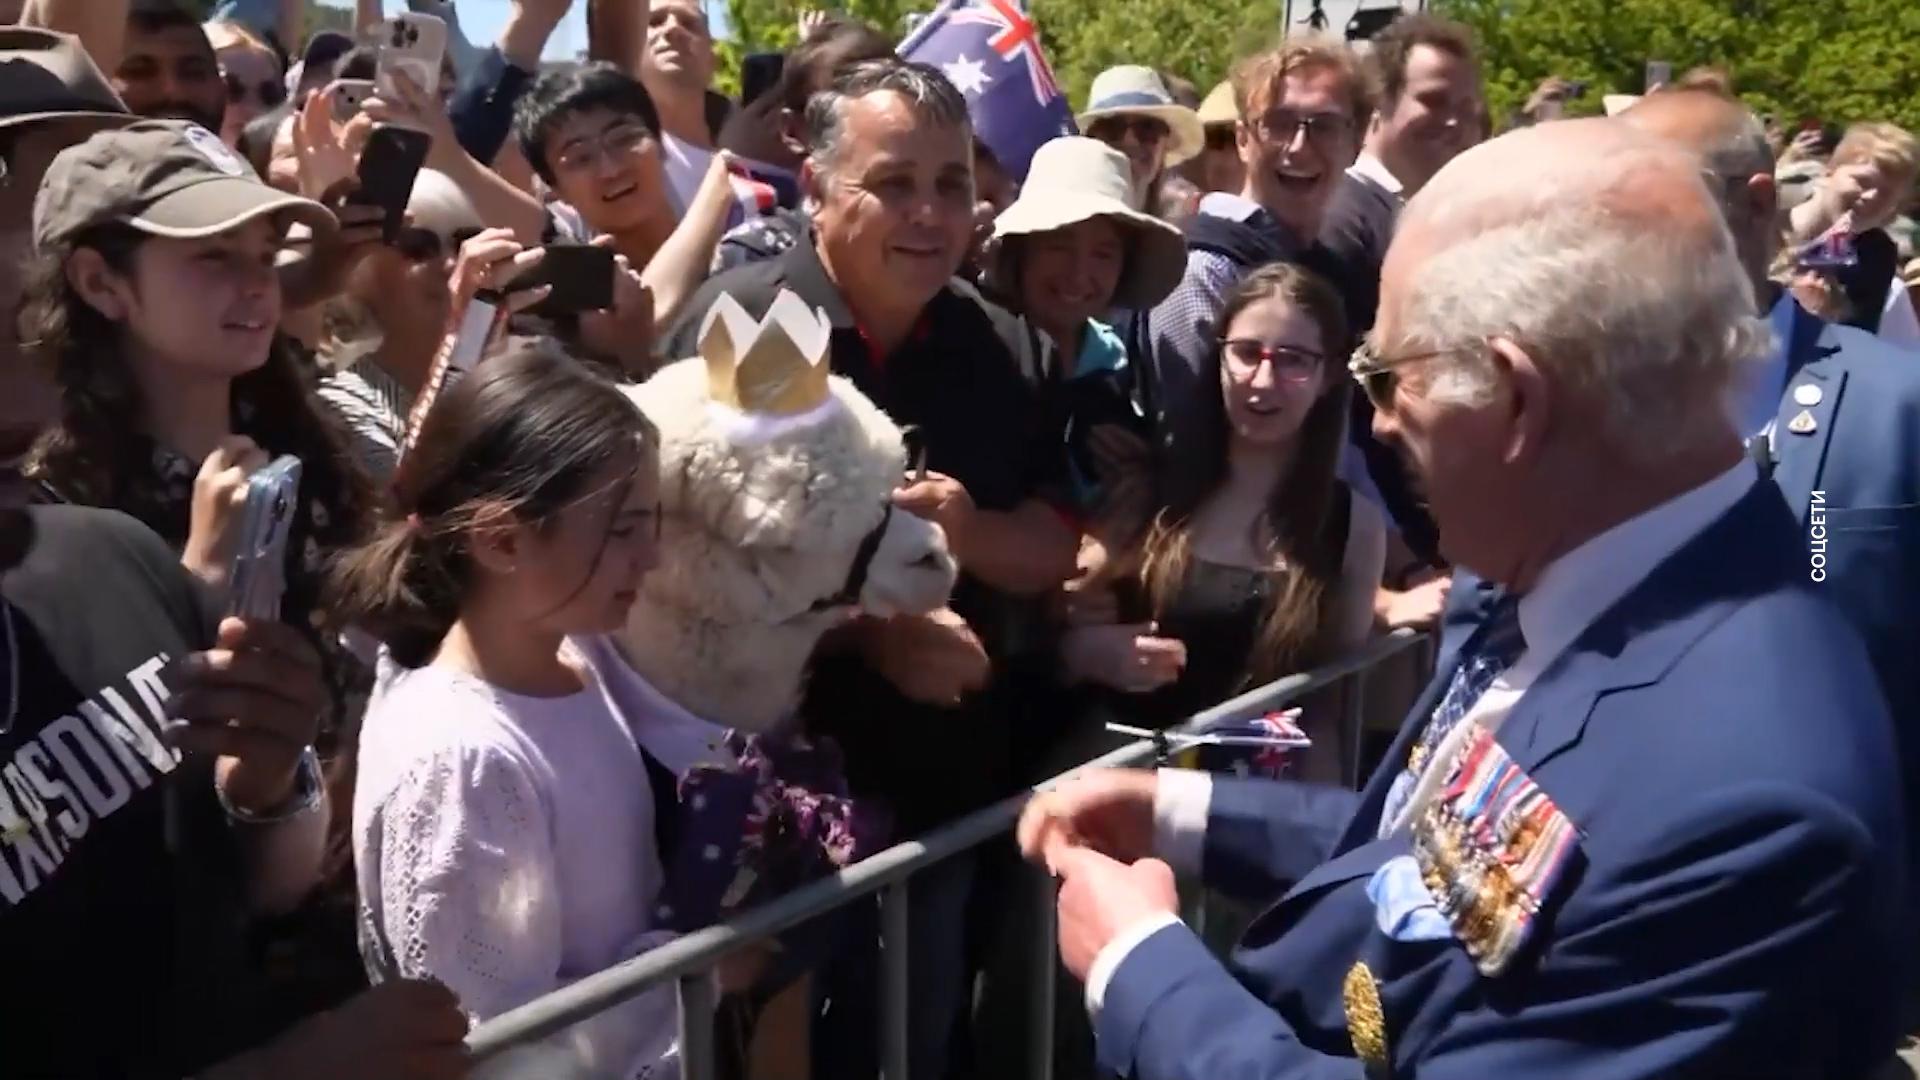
[1091,470,1907,1079]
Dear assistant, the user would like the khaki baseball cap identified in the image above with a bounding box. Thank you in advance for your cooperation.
[33,120,336,253]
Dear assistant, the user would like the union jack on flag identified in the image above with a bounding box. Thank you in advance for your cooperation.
[898,0,1076,181]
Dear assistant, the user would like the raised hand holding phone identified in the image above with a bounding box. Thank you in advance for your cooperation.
[183,436,271,599]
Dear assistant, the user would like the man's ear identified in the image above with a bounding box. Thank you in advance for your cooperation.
[800,155,828,206]
[1745,172,1779,230]
[1486,336,1549,467]
[64,247,133,322]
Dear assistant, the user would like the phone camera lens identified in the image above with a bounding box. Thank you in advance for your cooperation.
[273,494,289,519]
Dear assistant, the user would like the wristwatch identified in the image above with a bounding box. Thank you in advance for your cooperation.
[217,746,324,825]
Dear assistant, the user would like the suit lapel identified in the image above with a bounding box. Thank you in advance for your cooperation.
[1771,309,1845,523]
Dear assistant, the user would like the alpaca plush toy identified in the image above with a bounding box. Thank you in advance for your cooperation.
[620,288,957,733]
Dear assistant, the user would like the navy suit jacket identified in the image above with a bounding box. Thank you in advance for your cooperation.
[1766,301,1920,730]
[1098,480,1907,1079]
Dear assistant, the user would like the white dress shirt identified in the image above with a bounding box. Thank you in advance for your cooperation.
[1347,152,1405,202]
[1880,278,1920,351]
[1085,458,1762,1017]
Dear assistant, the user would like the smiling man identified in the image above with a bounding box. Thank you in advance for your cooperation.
[1321,14,1484,571]
[112,0,226,132]
[514,62,677,268]
[638,0,723,212]
[664,57,1080,1078]
[1135,38,1370,507]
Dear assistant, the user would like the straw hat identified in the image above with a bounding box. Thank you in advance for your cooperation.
[990,136,1187,310]
[1077,66,1205,168]
[1197,80,1237,129]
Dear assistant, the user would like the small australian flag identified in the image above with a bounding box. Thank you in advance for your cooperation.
[898,0,1077,182]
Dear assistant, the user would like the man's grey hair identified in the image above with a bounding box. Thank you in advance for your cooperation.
[803,59,973,181]
[1396,129,1771,464]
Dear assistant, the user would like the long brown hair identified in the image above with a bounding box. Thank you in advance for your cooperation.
[18,221,375,577]
[1136,262,1352,685]
[325,339,658,668]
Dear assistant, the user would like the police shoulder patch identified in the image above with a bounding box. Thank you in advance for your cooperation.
[1411,725,1580,977]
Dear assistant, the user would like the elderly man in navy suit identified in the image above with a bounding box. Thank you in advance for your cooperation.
[1018,117,1907,1079]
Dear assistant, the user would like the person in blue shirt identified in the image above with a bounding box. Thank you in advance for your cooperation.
[1018,117,1906,1080]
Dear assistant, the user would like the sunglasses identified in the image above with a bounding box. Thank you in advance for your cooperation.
[392,226,483,262]
[1348,339,1455,409]
[1088,115,1171,146]
[1220,338,1323,382]
[223,71,287,109]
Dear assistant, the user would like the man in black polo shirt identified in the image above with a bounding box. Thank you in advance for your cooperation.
[664,57,1079,1079]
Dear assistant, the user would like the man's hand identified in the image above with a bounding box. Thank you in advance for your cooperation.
[182,437,269,596]
[1047,845,1179,983]
[285,201,388,311]
[1017,767,1159,867]
[200,979,472,1080]
[857,607,989,708]
[578,243,656,379]
[893,470,977,556]
[165,617,326,816]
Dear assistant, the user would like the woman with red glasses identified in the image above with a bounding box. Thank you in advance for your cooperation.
[1060,261,1385,783]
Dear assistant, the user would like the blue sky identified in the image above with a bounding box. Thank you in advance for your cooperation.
[331,1,731,59]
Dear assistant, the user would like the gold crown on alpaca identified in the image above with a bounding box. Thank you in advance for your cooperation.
[699,289,833,416]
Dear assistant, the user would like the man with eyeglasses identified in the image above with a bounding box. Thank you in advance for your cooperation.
[1020,116,1906,1080]
[514,62,678,268]
[1133,39,1367,516]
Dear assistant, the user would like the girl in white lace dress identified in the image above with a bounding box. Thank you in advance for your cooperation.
[332,341,719,1079]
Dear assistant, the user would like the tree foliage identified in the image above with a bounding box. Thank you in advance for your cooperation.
[1434,0,1920,132]
[714,0,1919,137]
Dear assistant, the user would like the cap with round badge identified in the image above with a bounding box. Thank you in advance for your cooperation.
[33,119,337,255]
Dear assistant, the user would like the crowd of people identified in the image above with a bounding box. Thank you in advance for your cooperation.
[1,0,1917,1078]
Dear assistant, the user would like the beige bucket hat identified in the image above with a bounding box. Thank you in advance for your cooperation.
[990,136,1187,310]
[1077,65,1206,168]
[1197,80,1237,129]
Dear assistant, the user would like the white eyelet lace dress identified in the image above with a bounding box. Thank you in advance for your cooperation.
[353,636,726,1080]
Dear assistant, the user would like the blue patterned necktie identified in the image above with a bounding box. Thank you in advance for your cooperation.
[1378,596,1528,836]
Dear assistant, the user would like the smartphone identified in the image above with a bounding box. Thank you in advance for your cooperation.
[740,53,785,108]
[376,11,447,101]
[329,78,376,122]
[350,124,431,243]
[508,245,617,315]
[227,456,303,621]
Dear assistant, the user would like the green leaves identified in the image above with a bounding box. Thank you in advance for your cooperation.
[1436,0,1920,132]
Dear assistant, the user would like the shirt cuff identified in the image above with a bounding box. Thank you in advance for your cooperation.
[1084,912,1183,1020]
[1153,767,1212,877]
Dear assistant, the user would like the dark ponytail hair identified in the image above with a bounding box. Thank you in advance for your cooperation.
[325,338,658,667]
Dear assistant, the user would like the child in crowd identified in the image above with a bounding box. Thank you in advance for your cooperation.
[333,342,723,1079]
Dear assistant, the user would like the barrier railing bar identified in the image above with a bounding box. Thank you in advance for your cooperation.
[1342,667,1368,790]
[466,629,1429,1060]
[678,973,717,1080]
[880,881,911,1079]
[1028,862,1057,1080]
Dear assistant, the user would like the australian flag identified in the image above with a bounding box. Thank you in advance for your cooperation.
[898,0,1076,182]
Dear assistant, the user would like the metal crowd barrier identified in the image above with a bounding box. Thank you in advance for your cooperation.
[465,628,1432,1079]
